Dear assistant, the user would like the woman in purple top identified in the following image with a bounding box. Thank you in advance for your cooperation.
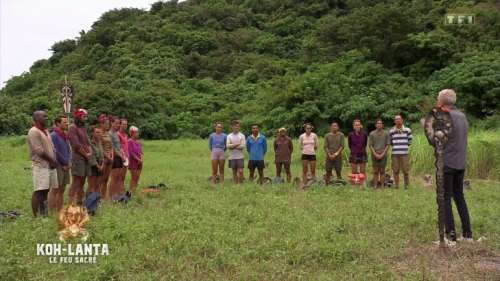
[208,122,227,186]
[348,119,368,179]
[128,126,143,194]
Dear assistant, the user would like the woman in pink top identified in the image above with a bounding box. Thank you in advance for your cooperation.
[128,126,143,194]
[299,123,319,188]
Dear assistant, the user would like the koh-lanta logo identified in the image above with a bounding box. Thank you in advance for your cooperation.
[444,13,475,25]
[37,243,109,264]
[36,204,109,263]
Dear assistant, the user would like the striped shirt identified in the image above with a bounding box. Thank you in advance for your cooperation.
[389,126,412,155]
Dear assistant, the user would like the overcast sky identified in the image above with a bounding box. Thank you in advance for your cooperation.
[0,0,161,88]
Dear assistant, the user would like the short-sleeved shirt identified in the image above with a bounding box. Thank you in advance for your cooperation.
[274,136,293,163]
[27,127,56,168]
[109,130,121,156]
[368,129,390,154]
[89,140,103,167]
[389,126,412,155]
[68,124,91,161]
[128,139,143,170]
[100,130,113,157]
[324,132,345,154]
[348,131,368,157]
[299,133,318,155]
[226,132,246,160]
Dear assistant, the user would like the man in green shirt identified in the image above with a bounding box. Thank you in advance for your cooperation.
[368,118,390,188]
[324,121,345,184]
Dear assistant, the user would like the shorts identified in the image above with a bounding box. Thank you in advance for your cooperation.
[228,159,244,169]
[72,157,91,177]
[211,149,225,160]
[301,154,316,161]
[392,155,410,174]
[325,158,342,173]
[248,160,265,171]
[276,161,291,171]
[90,165,103,177]
[349,154,368,164]
[56,166,70,187]
[32,165,58,191]
[112,155,124,169]
[371,154,388,168]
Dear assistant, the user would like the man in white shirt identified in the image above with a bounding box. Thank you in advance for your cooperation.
[226,120,246,184]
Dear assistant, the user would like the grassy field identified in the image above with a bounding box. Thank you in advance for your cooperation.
[1,130,499,281]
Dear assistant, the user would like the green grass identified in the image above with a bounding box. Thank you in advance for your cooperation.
[0,130,499,281]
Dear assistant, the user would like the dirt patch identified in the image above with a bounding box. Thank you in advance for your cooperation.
[392,240,500,280]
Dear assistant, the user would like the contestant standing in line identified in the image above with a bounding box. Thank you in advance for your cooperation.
[324,121,344,184]
[49,116,71,213]
[226,120,246,184]
[299,123,318,187]
[274,128,293,182]
[208,122,227,186]
[27,111,58,217]
[348,119,368,185]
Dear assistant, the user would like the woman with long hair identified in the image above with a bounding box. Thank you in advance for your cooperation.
[299,123,318,188]
[98,115,113,199]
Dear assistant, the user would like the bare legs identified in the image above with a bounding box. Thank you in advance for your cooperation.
[69,176,86,204]
[32,190,49,217]
[48,186,65,214]
[129,169,142,193]
[99,163,112,199]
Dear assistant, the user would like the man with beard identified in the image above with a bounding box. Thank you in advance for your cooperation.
[68,109,92,204]
[27,110,58,217]
[49,116,71,213]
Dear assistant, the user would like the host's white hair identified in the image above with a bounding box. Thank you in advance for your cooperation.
[129,126,139,133]
[438,89,457,106]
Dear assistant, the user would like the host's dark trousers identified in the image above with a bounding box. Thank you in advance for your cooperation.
[443,166,472,239]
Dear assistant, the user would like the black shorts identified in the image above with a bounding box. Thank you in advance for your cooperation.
[248,160,265,171]
[349,154,368,164]
[301,154,316,161]
[90,165,103,177]
[112,156,124,169]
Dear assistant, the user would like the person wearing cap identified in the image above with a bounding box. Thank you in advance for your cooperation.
[128,126,143,194]
[274,127,293,182]
[324,121,344,184]
[68,108,92,204]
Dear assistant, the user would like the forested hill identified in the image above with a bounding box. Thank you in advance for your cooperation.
[1,0,499,139]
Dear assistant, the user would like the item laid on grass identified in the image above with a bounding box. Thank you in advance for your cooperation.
[424,105,453,247]
[263,177,272,185]
[272,177,285,184]
[141,182,167,194]
[348,173,365,185]
[85,192,101,216]
[384,173,394,187]
[0,210,21,220]
[463,180,471,190]
[331,179,347,186]
[112,192,131,203]
[208,175,221,183]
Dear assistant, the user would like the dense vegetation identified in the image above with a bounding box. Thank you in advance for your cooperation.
[1,0,499,138]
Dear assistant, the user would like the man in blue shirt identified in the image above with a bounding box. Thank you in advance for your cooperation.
[49,116,71,213]
[246,124,267,185]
